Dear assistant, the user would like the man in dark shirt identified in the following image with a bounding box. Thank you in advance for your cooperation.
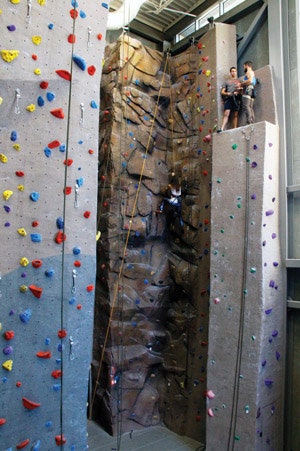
[217,66,242,132]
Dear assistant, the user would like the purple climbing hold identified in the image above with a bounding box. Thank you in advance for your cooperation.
[273,262,279,267]
[265,308,272,315]
[272,330,278,337]
[251,194,256,200]
[264,379,273,387]
[253,144,258,150]
[4,222,10,227]
[251,162,257,168]
[265,209,274,216]
[262,241,266,246]
[4,206,10,213]
[261,360,267,367]
[272,233,277,239]
[7,25,16,31]
[269,280,275,288]
[3,346,13,355]
[275,351,280,360]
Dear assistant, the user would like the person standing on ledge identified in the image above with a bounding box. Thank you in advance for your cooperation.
[240,60,257,124]
[217,66,242,132]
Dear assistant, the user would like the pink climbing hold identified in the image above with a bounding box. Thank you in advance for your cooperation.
[29,284,43,298]
[50,108,65,119]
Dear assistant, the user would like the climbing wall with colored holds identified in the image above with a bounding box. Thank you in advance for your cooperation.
[207,120,284,449]
[0,1,108,449]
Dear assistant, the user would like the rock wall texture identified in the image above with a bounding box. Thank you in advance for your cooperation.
[92,24,237,443]
[0,1,107,449]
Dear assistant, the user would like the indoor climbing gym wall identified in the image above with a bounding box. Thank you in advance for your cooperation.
[0,1,107,449]
[92,24,237,443]
[207,97,285,447]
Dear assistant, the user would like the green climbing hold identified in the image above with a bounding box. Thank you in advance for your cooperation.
[232,144,238,150]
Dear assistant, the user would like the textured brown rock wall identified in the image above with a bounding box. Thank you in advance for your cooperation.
[92,25,237,442]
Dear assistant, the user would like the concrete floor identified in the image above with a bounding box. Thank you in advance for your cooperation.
[87,420,205,451]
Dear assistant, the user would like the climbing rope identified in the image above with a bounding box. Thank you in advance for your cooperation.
[227,125,254,450]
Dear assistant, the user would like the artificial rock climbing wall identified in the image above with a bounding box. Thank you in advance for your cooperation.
[92,24,237,443]
[207,120,285,449]
[0,1,107,449]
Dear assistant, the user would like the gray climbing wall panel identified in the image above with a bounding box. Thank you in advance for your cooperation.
[0,0,108,449]
[207,121,285,450]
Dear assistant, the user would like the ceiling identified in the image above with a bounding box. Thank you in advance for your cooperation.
[109,0,218,44]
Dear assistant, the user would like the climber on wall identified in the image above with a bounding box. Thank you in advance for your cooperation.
[217,66,242,132]
[240,60,257,125]
[156,174,184,233]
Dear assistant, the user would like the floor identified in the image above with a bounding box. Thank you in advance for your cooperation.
[87,420,205,451]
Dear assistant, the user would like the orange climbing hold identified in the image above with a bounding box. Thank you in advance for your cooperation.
[36,351,52,358]
[51,369,62,379]
[22,397,41,410]
[50,108,65,119]
[3,330,15,340]
[55,434,67,446]
[55,231,66,244]
[29,284,43,298]
[55,69,71,81]
[16,439,30,449]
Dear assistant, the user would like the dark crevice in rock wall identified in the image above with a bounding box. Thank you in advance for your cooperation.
[92,33,214,442]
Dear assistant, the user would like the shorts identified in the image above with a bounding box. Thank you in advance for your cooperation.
[224,95,240,112]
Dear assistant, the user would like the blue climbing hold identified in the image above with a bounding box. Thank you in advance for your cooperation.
[30,192,40,202]
[44,147,52,158]
[30,233,42,243]
[73,246,81,255]
[80,10,86,18]
[37,96,45,107]
[45,268,55,277]
[20,308,32,323]
[59,144,66,152]
[56,217,64,229]
[10,131,18,141]
[90,100,98,109]
[46,92,55,102]
[32,440,41,450]
[72,54,87,71]
[76,177,84,187]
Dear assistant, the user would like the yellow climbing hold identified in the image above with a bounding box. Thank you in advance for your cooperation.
[2,360,13,371]
[10,0,20,3]
[0,154,8,163]
[37,0,46,5]
[0,323,2,332]
[26,103,36,112]
[13,144,21,151]
[3,190,13,200]
[18,228,27,236]
[96,231,101,241]
[20,285,28,293]
[34,68,41,75]
[32,36,42,45]
[1,50,19,63]
[206,70,211,77]
[20,257,30,267]
[0,97,3,105]
[18,184,25,191]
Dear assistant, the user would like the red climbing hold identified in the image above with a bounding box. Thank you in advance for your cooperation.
[22,397,41,410]
[16,381,22,387]
[50,108,65,119]
[32,259,43,268]
[3,330,14,340]
[0,418,7,426]
[64,159,73,166]
[64,187,72,195]
[58,330,67,338]
[32,54,38,60]
[55,231,66,244]
[88,65,96,76]
[74,260,81,267]
[88,149,94,155]
[16,439,30,449]
[29,284,43,298]
[97,33,103,40]
[86,285,94,292]
[36,351,52,359]
[32,221,39,227]
[48,140,61,149]
[40,81,49,89]
[51,369,62,379]
[55,70,71,81]
[68,34,76,44]
[70,8,78,19]
[16,171,25,177]
[55,435,67,446]
[83,211,91,218]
